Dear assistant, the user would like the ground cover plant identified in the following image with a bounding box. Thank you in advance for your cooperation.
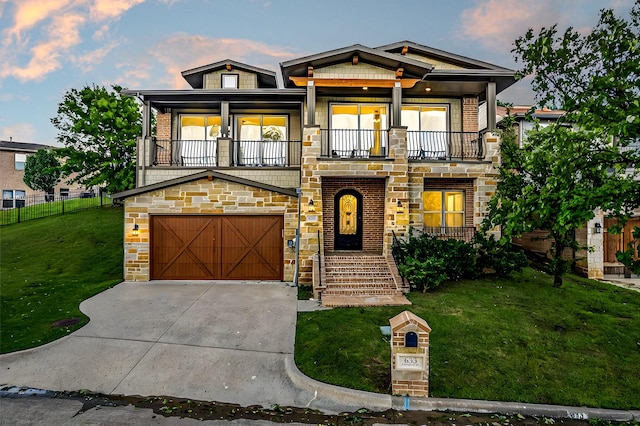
[0,207,123,353]
[295,268,640,410]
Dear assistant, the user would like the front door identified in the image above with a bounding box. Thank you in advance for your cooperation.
[334,189,363,250]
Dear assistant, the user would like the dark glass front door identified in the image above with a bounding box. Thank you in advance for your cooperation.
[334,189,363,250]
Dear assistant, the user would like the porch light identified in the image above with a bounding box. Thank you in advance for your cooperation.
[132,223,139,237]
[308,199,316,212]
[362,86,368,91]
[396,199,404,213]
[425,86,432,92]
[594,222,602,234]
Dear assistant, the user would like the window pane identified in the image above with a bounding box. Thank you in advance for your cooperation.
[15,153,26,170]
[222,74,238,88]
[339,194,357,235]
[424,213,442,227]
[3,190,13,199]
[422,191,442,211]
[360,106,387,130]
[206,117,222,140]
[444,192,464,211]
[181,116,206,139]
[331,105,359,129]
[420,107,447,131]
[15,190,26,198]
[445,213,464,227]
[262,116,287,141]
[238,116,261,140]
[401,106,420,131]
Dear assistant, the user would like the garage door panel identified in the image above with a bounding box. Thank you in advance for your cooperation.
[152,215,283,280]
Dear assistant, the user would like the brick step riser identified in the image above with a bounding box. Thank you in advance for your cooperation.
[323,290,399,296]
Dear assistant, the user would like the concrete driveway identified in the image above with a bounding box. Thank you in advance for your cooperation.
[1,281,390,411]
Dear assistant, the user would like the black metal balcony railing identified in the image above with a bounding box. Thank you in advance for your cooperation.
[407,131,484,160]
[320,129,389,158]
[152,139,301,167]
[231,140,301,167]
[422,226,476,242]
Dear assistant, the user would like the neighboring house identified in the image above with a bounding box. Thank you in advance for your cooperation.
[0,140,86,209]
[496,107,638,279]
[112,41,516,306]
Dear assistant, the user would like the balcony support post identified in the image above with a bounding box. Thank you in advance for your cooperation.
[486,81,497,131]
[392,82,402,127]
[306,81,316,126]
[221,101,230,137]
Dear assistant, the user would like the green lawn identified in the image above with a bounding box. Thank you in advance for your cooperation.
[0,207,124,353]
[296,270,640,410]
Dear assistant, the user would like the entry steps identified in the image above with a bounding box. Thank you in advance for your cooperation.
[319,255,411,307]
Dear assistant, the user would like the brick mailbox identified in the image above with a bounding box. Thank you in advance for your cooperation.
[389,311,432,396]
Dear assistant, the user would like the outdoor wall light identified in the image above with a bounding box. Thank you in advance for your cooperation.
[594,222,602,234]
[424,86,432,92]
[308,199,315,212]
[132,223,139,236]
[396,199,404,213]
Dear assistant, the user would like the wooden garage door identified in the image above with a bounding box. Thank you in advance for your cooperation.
[151,215,283,280]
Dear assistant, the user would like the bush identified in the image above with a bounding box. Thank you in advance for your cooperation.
[474,233,528,277]
[395,229,529,292]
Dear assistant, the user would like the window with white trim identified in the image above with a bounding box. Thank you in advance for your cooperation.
[15,153,27,170]
[2,189,26,209]
[221,74,238,89]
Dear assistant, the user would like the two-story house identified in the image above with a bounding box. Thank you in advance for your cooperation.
[0,140,85,209]
[112,41,516,306]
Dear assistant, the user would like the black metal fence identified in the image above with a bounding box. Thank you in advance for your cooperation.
[407,131,484,160]
[320,129,389,158]
[153,139,302,167]
[0,190,110,226]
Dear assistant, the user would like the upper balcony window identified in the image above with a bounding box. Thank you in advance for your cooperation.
[403,105,449,159]
[329,104,388,157]
[179,115,221,167]
[236,115,288,166]
[222,74,239,89]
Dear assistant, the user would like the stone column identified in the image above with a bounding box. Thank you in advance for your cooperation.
[384,126,409,255]
[587,214,605,279]
[217,138,231,167]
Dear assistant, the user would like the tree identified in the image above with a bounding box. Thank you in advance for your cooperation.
[51,84,141,194]
[23,149,61,196]
[485,4,640,287]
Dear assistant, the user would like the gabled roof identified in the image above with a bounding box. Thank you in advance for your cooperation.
[112,170,298,200]
[280,43,434,87]
[376,40,513,71]
[0,140,52,152]
[182,59,277,89]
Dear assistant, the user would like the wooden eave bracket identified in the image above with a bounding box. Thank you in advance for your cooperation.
[289,76,419,88]
[352,54,359,65]
[395,67,404,78]
[226,63,232,71]
[401,45,409,55]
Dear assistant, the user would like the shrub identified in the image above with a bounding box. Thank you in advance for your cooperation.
[474,233,528,277]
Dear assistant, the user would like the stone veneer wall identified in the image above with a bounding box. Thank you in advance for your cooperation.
[297,125,410,284]
[123,177,298,282]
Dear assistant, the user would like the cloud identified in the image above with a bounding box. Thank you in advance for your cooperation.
[0,0,142,83]
[71,41,120,72]
[144,35,301,89]
[0,122,38,143]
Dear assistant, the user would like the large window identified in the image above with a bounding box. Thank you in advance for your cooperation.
[330,104,388,157]
[422,190,464,228]
[179,115,220,166]
[236,115,287,166]
[403,105,449,159]
[15,153,27,170]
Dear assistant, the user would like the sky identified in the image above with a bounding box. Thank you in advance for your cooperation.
[0,0,635,146]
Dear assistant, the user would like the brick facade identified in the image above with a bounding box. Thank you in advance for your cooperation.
[321,177,386,253]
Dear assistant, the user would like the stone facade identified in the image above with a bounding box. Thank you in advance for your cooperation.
[122,177,297,282]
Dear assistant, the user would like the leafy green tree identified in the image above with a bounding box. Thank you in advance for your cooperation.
[23,149,61,195]
[485,4,640,287]
[51,85,141,193]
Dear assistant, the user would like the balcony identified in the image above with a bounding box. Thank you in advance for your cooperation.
[320,129,389,158]
[152,139,302,167]
[407,131,484,160]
